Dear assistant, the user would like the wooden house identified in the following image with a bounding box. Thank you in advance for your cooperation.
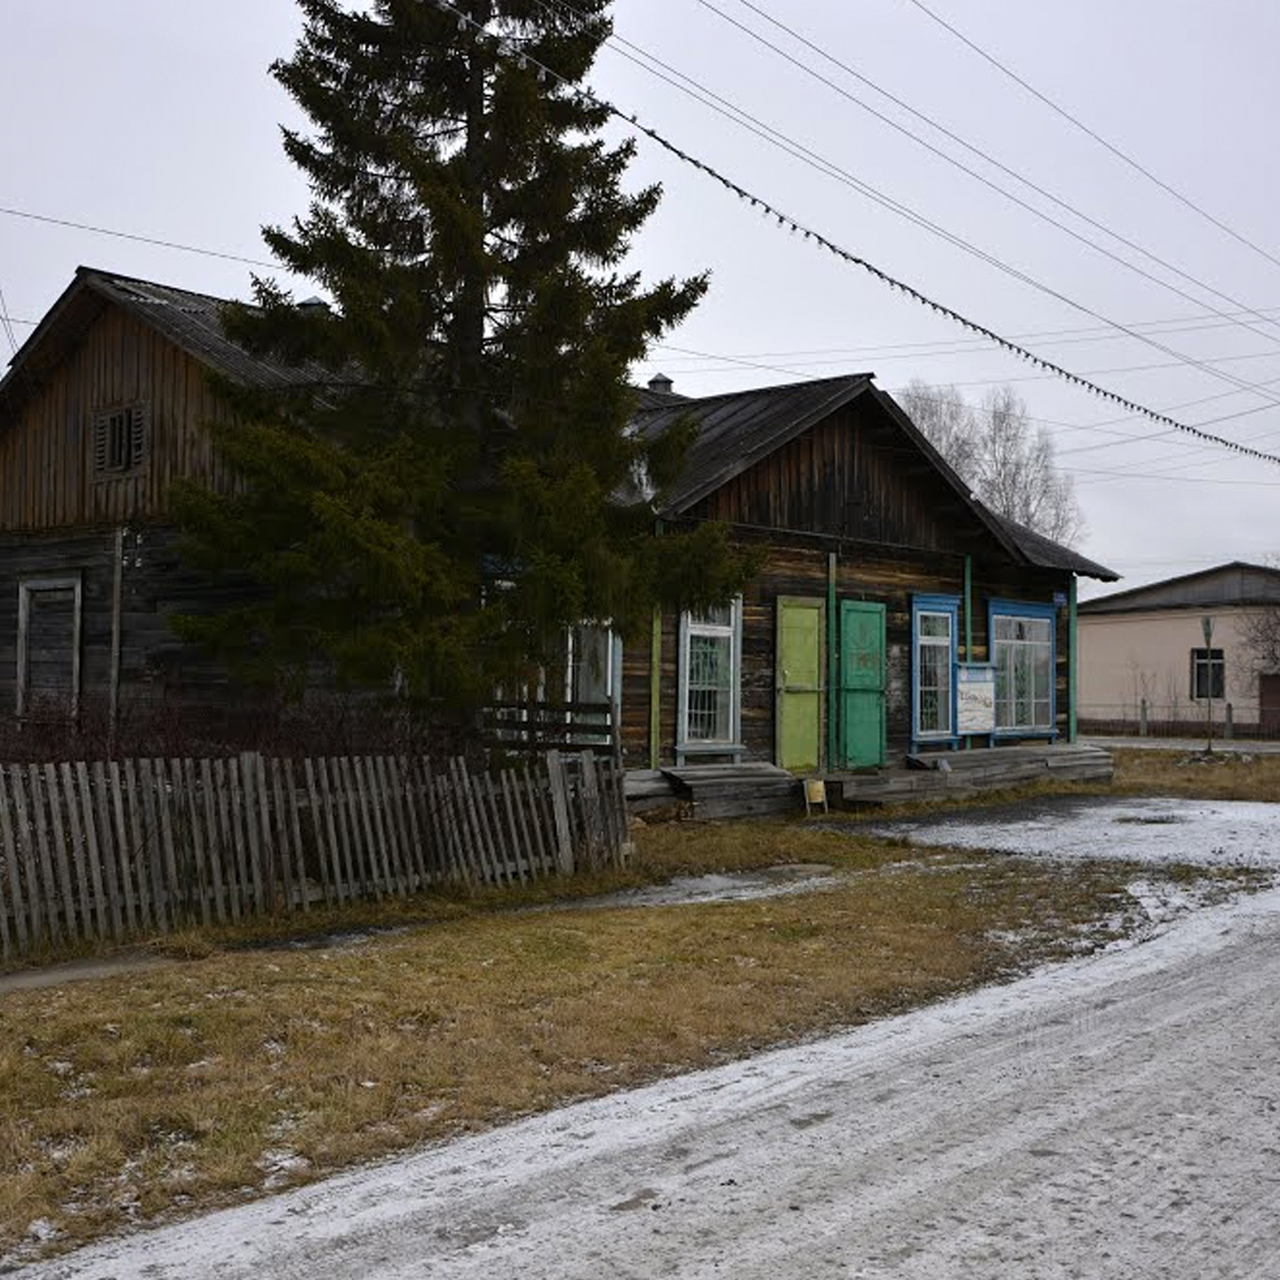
[618,374,1117,773]
[0,266,1117,771]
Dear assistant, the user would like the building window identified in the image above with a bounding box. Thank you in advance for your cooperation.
[990,602,1056,733]
[913,594,958,740]
[1191,648,1225,700]
[565,624,621,745]
[92,402,148,477]
[17,575,83,719]
[679,599,742,750]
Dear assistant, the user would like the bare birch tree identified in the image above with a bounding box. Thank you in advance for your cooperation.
[898,379,1084,546]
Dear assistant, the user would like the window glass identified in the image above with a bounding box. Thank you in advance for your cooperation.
[682,599,741,745]
[1191,648,1225,700]
[992,608,1054,731]
[916,609,953,735]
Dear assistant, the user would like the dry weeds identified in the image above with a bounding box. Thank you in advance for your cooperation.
[0,817,1251,1263]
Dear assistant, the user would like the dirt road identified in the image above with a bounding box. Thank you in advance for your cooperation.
[27,887,1280,1279]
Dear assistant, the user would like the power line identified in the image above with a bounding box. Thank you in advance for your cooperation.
[567,4,1280,412]
[699,0,1280,351]
[899,0,1280,277]
[0,205,277,270]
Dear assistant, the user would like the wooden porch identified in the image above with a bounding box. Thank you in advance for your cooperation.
[626,744,1114,820]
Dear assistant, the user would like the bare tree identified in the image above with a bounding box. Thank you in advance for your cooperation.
[898,379,1084,546]
[1237,558,1280,678]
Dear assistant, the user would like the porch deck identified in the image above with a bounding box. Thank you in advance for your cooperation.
[832,742,1114,807]
[625,744,1114,820]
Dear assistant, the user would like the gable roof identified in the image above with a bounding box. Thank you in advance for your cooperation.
[633,375,1118,581]
[1080,560,1280,613]
[0,267,325,426]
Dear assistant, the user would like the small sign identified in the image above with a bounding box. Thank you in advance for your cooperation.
[957,664,996,735]
[1053,591,1067,608]
[1202,615,1214,646]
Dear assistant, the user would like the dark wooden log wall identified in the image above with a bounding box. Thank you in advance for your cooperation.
[0,305,236,532]
[620,531,1073,769]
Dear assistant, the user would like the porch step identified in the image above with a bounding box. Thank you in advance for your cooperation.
[835,744,1114,807]
[622,763,802,821]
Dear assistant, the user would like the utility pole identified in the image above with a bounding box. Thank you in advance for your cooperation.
[1202,615,1215,754]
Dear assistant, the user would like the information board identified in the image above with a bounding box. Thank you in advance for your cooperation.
[957,664,996,735]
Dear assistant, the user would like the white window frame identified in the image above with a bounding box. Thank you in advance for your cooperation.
[989,601,1057,737]
[1190,647,1225,701]
[677,597,743,763]
[564,623,623,746]
[912,594,958,747]
[17,573,83,718]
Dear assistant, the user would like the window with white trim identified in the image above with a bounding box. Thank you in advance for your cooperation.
[916,608,955,736]
[679,600,741,747]
[1190,648,1224,700]
[990,604,1055,733]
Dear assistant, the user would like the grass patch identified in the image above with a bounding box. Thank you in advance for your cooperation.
[0,816,1259,1263]
[1109,748,1280,801]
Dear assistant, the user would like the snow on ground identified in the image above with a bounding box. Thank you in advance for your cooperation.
[20,796,1280,1280]
[871,795,1280,868]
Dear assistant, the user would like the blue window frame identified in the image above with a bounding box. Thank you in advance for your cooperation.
[912,594,959,749]
[988,599,1058,738]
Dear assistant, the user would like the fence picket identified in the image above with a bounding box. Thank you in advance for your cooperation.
[25,766,62,943]
[0,768,24,955]
[0,747,628,959]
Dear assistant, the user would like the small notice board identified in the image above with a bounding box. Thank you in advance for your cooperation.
[957,664,996,735]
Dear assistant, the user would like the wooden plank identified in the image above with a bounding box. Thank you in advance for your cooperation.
[521,762,552,876]
[440,766,473,887]
[544,751,575,876]
[124,759,153,930]
[154,760,183,924]
[200,758,228,924]
[269,759,296,913]
[214,758,242,922]
[364,757,398,896]
[318,758,352,903]
[475,772,507,887]
[59,763,94,939]
[105,761,135,933]
[303,757,337,906]
[184,759,212,926]
[283,759,310,912]
[449,757,486,885]
[43,763,80,942]
[340,757,377,899]
[253,754,278,913]
[502,770,531,884]
[398,757,428,891]
[381,756,415,894]
[136,759,167,932]
[578,751,605,872]
[0,768,28,954]
[22,766,60,944]
[419,760,452,886]
[239,754,266,915]
[334,757,364,899]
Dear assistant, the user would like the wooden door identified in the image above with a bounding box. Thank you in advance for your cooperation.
[840,600,886,769]
[1261,674,1280,736]
[776,597,824,772]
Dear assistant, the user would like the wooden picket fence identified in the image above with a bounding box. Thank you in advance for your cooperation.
[0,749,628,959]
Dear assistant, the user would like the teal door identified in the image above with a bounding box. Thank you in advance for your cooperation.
[840,600,886,769]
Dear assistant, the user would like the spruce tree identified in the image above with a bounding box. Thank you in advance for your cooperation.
[173,0,749,711]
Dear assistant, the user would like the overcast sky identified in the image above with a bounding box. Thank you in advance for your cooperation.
[4,1,1280,598]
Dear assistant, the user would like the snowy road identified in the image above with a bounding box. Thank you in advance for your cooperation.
[29,884,1280,1279]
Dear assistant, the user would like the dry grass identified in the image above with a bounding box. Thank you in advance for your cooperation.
[1109,747,1280,801]
[0,814,1257,1263]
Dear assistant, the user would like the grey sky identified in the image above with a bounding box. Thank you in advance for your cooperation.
[4,1,1279,598]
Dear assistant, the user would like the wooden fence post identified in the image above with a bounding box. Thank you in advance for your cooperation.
[544,751,575,875]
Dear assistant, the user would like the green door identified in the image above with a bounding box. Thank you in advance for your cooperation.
[840,600,886,769]
[777,597,824,772]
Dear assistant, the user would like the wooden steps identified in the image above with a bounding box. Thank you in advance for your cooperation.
[834,744,1114,807]
[625,764,801,821]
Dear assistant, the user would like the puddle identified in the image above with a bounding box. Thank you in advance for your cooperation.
[870,796,1280,868]
[568,864,840,911]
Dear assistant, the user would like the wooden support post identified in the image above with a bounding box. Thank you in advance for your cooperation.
[1068,575,1079,744]
[649,608,662,770]
[827,551,838,772]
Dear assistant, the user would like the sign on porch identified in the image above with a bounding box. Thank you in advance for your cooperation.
[957,664,996,735]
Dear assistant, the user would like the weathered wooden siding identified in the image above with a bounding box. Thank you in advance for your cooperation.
[620,531,1073,769]
[0,306,234,532]
[684,400,1006,560]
